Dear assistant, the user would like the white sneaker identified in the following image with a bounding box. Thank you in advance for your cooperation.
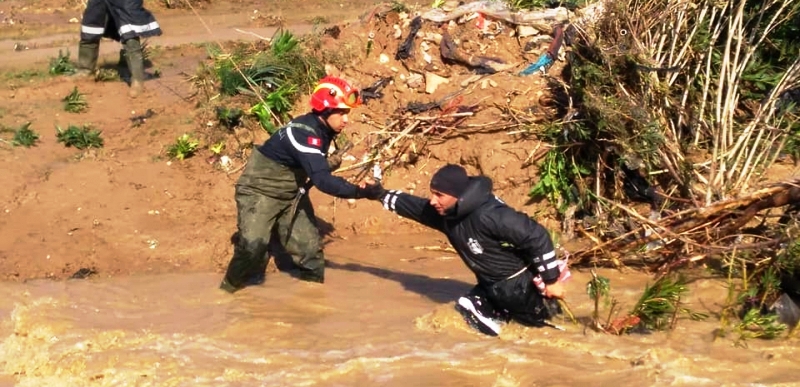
[455,296,503,336]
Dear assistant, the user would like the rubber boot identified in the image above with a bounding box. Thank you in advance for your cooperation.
[117,48,128,74]
[124,38,145,98]
[73,41,99,78]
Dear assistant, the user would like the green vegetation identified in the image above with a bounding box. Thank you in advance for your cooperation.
[506,0,588,10]
[0,122,39,148]
[716,237,800,345]
[630,275,707,331]
[198,29,324,132]
[166,133,200,160]
[56,124,104,149]
[49,50,76,75]
[586,271,706,335]
[63,87,88,113]
[12,123,40,147]
[215,106,244,130]
[533,0,800,215]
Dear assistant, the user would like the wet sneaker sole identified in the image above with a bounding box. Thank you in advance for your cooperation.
[455,297,502,337]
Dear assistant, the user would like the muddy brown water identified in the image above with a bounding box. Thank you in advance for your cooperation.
[0,236,797,386]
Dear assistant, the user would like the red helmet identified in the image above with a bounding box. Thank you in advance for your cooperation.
[309,76,361,112]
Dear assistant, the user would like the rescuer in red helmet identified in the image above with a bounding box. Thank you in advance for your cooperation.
[219,75,384,292]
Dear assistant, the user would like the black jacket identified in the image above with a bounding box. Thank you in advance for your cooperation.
[258,113,359,198]
[379,176,559,285]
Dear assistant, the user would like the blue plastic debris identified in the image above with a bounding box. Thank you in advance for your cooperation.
[519,53,554,76]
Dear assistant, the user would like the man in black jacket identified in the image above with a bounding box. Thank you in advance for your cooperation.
[371,164,567,336]
[219,76,383,293]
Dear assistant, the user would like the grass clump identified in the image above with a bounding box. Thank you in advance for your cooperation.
[12,123,40,147]
[0,122,40,148]
[630,275,707,331]
[215,106,244,130]
[166,133,200,160]
[56,124,104,149]
[63,87,88,113]
[49,50,76,75]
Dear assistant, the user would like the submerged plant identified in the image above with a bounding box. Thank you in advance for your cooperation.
[586,272,707,335]
[723,238,800,345]
[629,275,707,331]
[586,270,611,323]
[735,309,787,345]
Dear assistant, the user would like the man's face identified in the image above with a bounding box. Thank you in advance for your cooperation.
[325,109,350,133]
[429,189,458,215]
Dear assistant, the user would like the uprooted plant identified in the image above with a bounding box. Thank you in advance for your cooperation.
[193,29,324,132]
[95,68,121,82]
[586,270,706,334]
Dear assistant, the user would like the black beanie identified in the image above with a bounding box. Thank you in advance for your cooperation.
[430,164,469,198]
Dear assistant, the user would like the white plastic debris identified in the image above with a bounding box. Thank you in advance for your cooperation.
[219,155,232,169]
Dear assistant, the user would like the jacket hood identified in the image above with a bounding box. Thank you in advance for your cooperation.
[450,176,493,219]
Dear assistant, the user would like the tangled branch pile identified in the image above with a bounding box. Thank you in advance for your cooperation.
[541,0,800,271]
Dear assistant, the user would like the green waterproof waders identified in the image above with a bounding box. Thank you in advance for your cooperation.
[73,41,100,77]
[220,150,325,293]
[123,38,145,98]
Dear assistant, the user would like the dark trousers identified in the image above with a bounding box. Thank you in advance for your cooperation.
[476,269,556,327]
[79,0,161,43]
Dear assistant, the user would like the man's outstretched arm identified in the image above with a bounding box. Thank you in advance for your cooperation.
[378,190,445,232]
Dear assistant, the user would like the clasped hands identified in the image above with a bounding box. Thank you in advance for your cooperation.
[355,178,384,200]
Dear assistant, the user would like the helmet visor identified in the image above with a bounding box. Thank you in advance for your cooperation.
[344,90,360,108]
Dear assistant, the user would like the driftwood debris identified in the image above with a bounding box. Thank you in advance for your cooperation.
[572,178,800,272]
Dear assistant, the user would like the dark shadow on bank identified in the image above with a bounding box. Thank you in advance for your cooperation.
[326,260,473,304]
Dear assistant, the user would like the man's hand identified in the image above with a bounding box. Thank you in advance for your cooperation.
[356,180,385,200]
[543,281,566,299]
[327,153,343,171]
[358,178,377,189]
